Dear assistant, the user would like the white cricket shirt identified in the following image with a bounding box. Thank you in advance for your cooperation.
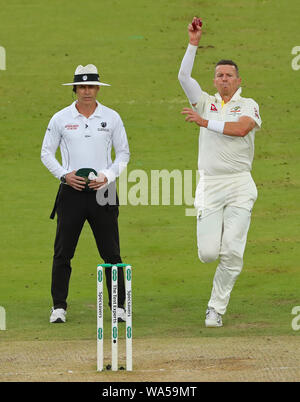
[194,87,262,175]
[41,101,130,183]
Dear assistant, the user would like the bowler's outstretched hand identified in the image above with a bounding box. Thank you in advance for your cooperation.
[181,108,206,127]
[188,17,203,46]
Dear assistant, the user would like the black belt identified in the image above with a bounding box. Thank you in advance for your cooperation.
[50,184,62,219]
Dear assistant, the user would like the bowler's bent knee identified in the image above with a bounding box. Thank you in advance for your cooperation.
[198,247,219,263]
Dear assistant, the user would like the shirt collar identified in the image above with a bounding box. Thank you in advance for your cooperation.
[215,87,242,103]
[71,100,102,118]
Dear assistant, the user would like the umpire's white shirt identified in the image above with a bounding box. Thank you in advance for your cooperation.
[194,87,262,176]
[41,101,130,183]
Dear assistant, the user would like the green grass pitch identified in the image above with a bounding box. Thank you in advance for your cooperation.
[0,0,299,342]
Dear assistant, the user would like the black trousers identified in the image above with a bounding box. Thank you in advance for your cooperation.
[51,184,125,310]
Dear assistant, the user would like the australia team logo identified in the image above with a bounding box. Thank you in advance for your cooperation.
[229,106,241,114]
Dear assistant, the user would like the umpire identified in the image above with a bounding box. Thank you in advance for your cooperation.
[41,64,130,323]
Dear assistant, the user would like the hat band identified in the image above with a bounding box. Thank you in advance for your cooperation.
[73,73,100,83]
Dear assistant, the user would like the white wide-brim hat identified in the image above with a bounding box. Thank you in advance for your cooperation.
[62,64,110,86]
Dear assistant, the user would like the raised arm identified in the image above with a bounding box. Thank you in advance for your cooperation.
[178,17,203,106]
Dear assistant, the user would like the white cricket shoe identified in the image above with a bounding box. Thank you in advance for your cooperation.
[50,308,67,323]
[205,307,223,327]
[117,307,126,323]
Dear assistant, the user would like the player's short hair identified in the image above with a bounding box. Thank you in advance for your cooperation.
[215,60,239,77]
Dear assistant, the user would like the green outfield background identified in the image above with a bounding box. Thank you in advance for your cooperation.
[0,0,299,343]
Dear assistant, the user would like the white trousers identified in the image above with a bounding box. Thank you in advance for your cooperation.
[196,172,257,315]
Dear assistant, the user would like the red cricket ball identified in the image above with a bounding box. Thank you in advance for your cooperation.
[192,18,203,30]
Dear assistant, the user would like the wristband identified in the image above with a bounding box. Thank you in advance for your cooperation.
[207,120,225,134]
